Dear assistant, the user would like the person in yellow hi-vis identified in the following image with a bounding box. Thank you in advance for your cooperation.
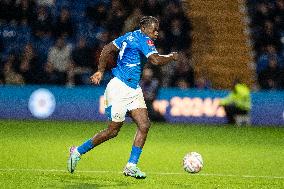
[220,82,251,124]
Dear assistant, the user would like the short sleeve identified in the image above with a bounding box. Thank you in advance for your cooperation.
[139,38,158,58]
[113,34,127,50]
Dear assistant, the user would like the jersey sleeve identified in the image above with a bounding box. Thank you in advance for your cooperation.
[139,38,158,58]
[112,34,127,50]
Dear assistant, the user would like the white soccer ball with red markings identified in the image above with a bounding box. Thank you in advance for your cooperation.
[183,152,203,173]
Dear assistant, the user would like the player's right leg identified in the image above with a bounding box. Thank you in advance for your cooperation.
[67,146,81,173]
[68,77,126,173]
[67,121,123,173]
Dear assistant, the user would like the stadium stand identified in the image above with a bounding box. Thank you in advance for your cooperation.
[0,0,193,88]
[247,0,284,90]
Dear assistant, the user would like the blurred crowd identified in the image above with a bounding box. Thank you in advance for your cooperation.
[0,0,199,89]
[247,0,284,90]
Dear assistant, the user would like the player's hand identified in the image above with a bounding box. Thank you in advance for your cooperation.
[90,71,103,85]
[171,52,179,61]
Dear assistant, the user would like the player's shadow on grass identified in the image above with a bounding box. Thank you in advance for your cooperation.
[65,183,128,189]
[62,174,131,189]
[42,172,130,188]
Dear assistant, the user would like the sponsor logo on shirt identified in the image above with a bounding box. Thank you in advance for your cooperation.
[126,62,141,67]
[127,35,134,41]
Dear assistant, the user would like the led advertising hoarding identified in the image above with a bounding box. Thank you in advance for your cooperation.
[0,86,283,125]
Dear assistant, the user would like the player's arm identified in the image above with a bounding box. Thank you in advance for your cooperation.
[148,52,178,66]
[141,39,178,65]
[90,43,118,84]
[98,43,118,73]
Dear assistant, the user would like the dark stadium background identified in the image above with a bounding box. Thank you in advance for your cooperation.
[0,1,283,188]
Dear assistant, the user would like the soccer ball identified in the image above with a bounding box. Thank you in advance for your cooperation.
[183,152,203,173]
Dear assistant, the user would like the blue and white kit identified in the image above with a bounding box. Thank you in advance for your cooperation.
[104,30,158,122]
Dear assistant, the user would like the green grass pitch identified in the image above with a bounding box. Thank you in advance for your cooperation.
[0,120,283,188]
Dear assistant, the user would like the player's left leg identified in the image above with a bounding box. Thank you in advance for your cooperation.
[123,108,150,179]
[131,108,151,148]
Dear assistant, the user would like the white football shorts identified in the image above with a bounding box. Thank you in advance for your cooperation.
[104,77,147,122]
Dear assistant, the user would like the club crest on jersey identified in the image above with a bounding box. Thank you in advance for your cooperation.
[147,40,154,46]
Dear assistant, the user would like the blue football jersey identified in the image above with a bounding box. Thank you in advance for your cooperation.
[112,29,158,89]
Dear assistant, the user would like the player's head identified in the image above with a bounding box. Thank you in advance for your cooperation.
[140,16,159,40]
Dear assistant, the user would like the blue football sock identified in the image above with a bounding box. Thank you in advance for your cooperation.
[128,146,142,164]
[77,139,94,155]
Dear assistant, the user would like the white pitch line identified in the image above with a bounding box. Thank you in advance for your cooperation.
[0,168,283,179]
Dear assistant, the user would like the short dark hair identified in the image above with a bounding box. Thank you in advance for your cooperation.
[139,16,159,28]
